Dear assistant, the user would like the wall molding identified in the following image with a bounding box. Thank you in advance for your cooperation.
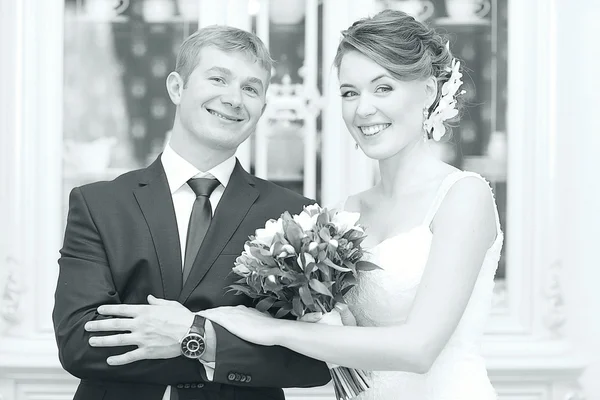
[0,258,23,336]
[0,0,25,340]
[543,260,567,337]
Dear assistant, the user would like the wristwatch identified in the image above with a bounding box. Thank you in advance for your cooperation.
[180,315,206,359]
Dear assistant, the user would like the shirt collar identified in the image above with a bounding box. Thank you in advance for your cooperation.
[161,143,236,195]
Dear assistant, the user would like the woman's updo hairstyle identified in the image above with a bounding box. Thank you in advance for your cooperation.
[333,9,459,120]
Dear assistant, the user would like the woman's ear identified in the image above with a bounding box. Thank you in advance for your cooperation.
[166,72,184,105]
[424,76,438,108]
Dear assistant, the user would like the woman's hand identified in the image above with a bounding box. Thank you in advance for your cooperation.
[300,303,356,369]
[301,303,357,326]
[199,305,282,346]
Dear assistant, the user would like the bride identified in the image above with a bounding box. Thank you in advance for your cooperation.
[201,9,502,400]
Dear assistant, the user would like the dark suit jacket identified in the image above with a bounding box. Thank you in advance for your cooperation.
[52,157,331,400]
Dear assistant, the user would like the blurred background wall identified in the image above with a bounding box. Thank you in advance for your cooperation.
[0,0,598,399]
[557,0,600,396]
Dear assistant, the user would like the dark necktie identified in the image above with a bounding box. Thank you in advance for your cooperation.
[183,178,220,284]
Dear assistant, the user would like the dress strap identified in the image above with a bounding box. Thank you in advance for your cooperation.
[422,171,502,234]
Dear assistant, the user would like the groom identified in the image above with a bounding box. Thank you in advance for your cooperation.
[52,25,330,400]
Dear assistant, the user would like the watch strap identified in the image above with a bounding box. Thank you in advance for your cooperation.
[190,314,206,336]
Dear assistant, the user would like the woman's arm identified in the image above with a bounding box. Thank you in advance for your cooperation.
[202,177,498,373]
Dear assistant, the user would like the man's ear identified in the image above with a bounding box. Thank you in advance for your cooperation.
[166,72,184,105]
[424,76,438,108]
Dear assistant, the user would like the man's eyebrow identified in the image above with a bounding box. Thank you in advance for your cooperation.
[245,76,265,90]
[206,66,265,90]
[206,66,232,75]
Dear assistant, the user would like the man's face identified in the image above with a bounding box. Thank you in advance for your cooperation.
[176,46,269,151]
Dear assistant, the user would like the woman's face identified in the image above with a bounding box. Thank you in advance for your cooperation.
[338,51,435,160]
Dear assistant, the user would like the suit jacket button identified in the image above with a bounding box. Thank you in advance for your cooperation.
[235,373,242,382]
[184,383,190,389]
[176,384,184,389]
[190,384,197,389]
[228,373,236,381]
[240,375,247,383]
[197,383,204,388]
[246,375,252,383]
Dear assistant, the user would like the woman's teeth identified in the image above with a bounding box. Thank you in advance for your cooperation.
[360,124,390,136]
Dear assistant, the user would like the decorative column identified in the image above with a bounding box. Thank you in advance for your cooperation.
[320,0,379,207]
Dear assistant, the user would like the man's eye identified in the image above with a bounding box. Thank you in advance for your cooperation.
[210,77,225,84]
[244,86,259,95]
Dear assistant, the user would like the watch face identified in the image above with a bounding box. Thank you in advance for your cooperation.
[181,333,206,359]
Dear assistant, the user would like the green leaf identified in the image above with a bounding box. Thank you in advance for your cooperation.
[227,284,258,298]
[309,279,333,298]
[273,300,289,308]
[316,262,332,281]
[292,296,304,318]
[316,211,330,226]
[285,272,308,287]
[322,257,352,272]
[355,260,381,271]
[247,246,276,266]
[352,235,366,247]
[319,227,331,242]
[282,214,305,252]
[275,230,288,241]
[275,306,292,319]
[256,267,284,277]
[262,279,284,293]
[341,285,355,296]
[255,297,276,312]
[342,260,357,274]
[341,274,357,286]
[333,293,344,303]
[305,262,317,278]
[271,241,285,257]
[262,278,284,293]
[299,284,314,307]
[316,249,327,263]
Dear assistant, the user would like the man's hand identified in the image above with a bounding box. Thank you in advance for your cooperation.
[84,295,194,366]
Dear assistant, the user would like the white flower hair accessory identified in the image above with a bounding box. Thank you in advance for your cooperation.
[423,45,466,141]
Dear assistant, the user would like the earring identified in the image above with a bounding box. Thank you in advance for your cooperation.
[355,142,359,150]
[422,107,430,142]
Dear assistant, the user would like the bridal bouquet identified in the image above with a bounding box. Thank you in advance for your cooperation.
[228,204,379,400]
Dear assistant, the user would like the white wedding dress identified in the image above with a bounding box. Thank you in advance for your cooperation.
[343,171,502,400]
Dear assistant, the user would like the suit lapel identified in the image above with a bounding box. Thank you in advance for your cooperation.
[179,161,258,303]
[133,157,183,300]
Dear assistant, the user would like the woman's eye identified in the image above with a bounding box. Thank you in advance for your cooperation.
[210,77,225,84]
[341,91,357,98]
[375,86,391,93]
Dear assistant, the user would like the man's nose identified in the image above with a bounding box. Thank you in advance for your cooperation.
[220,86,243,109]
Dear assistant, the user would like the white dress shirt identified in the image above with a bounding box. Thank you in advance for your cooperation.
[160,144,236,400]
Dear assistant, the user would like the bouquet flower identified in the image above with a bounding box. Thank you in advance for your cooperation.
[228,204,380,400]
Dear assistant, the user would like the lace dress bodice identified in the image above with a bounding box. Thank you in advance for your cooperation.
[342,171,502,400]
